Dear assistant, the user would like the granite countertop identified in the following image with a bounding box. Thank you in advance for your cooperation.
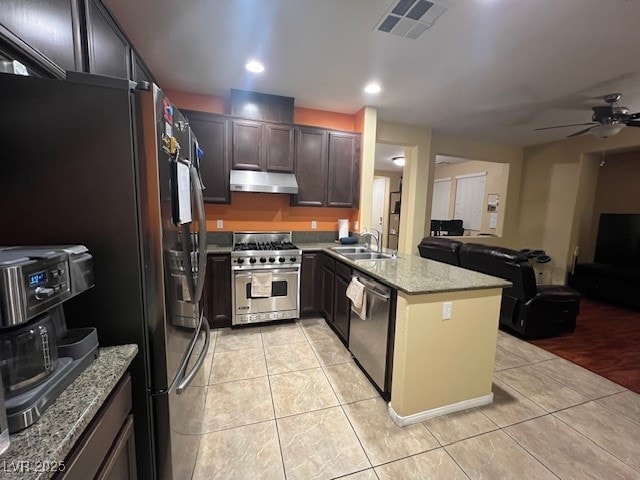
[0,345,138,480]
[204,241,509,294]
[206,244,232,254]
[321,248,511,295]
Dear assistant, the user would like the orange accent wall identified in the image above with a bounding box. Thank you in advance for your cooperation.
[164,89,227,114]
[205,193,358,232]
[294,107,356,132]
[167,89,361,232]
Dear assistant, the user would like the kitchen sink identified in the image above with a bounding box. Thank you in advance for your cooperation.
[330,246,369,254]
[342,252,396,261]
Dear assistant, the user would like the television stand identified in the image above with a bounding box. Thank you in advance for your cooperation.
[569,263,640,310]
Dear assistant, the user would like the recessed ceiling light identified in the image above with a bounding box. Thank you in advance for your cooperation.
[392,156,405,167]
[364,82,382,94]
[245,60,264,73]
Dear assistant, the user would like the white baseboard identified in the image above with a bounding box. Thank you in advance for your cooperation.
[387,393,494,427]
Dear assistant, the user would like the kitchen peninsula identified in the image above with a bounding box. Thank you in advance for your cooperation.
[321,247,510,426]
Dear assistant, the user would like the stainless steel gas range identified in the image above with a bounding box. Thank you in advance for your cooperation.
[231,232,302,325]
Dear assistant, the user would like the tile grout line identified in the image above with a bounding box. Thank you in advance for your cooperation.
[551,408,640,474]
[265,349,289,480]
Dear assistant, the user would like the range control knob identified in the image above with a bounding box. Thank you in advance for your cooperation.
[237,258,244,264]
[290,257,297,262]
[278,257,285,263]
[260,257,267,263]
[268,257,275,263]
[249,258,256,264]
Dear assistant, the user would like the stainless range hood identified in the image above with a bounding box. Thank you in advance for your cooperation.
[230,170,299,194]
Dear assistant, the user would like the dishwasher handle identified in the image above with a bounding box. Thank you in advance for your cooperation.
[352,275,391,302]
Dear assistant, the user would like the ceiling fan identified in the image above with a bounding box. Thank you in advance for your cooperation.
[535,93,640,139]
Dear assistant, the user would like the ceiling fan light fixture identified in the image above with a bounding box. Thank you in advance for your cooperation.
[589,123,626,139]
[392,156,405,166]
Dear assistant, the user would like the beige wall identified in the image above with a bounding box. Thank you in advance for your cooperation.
[586,150,640,261]
[391,289,501,417]
[519,128,640,283]
[429,135,524,248]
[357,107,378,233]
[433,160,508,236]
[376,122,432,255]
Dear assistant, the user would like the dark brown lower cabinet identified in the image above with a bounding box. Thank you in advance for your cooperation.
[321,255,335,320]
[57,373,136,480]
[332,261,352,344]
[320,254,351,344]
[300,252,322,314]
[204,254,232,328]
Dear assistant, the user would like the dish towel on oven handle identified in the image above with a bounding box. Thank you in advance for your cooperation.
[346,277,367,320]
[251,272,273,297]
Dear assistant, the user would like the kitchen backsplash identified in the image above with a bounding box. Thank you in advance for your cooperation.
[206,231,356,246]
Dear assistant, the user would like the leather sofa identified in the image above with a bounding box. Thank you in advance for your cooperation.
[417,237,580,338]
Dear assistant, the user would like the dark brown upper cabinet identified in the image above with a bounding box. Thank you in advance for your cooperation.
[131,50,153,84]
[232,119,262,171]
[85,0,130,78]
[292,128,360,208]
[232,119,295,173]
[327,132,360,208]
[184,111,231,204]
[264,123,295,172]
[292,127,328,207]
[0,0,83,77]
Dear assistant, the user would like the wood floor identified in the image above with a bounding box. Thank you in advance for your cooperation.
[530,297,640,394]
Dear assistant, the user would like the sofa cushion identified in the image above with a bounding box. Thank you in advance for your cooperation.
[458,243,537,301]
[418,237,462,265]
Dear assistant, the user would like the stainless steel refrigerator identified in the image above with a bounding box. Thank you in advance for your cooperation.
[0,71,210,480]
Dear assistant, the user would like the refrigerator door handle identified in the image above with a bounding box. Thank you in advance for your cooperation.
[152,312,204,396]
[189,163,207,305]
[176,315,210,395]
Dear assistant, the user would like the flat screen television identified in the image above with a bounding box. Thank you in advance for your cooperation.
[594,213,640,267]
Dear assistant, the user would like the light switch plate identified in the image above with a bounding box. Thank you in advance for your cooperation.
[311,220,317,230]
[216,220,223,229]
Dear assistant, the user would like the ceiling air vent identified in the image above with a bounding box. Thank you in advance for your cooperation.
[375,0,450,39]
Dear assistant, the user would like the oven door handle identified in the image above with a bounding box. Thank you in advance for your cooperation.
[234,269,300,277]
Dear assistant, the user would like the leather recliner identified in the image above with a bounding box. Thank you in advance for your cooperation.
[457,243,580,338]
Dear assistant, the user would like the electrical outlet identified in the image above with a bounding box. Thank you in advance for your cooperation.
[442,302,452,320]
[216,220,223,229]
[311,220,317,230]
[354,221,359,230]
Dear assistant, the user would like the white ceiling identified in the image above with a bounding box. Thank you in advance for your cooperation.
[375,143,405,172]
[105,0,640,147]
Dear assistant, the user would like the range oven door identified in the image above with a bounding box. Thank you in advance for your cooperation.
[233,268,299,324]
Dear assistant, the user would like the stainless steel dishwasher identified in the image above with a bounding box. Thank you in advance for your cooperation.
[348,273,392,393]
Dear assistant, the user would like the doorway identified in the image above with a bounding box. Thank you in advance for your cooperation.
[374,142,405,249]
[371,178,386,237]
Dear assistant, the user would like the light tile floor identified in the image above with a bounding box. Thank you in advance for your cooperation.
[191,320,640,480]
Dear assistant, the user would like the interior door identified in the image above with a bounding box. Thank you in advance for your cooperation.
[431,178,451,220]
[454,173,486,231]
[371,178,386,234]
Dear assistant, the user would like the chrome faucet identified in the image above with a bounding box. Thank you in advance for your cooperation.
[360,228,382,253]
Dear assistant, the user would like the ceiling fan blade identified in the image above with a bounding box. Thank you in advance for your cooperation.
[534,122,596,131]
[625,121,640,127]
[566,127,595,138]
[629,112,640,120]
